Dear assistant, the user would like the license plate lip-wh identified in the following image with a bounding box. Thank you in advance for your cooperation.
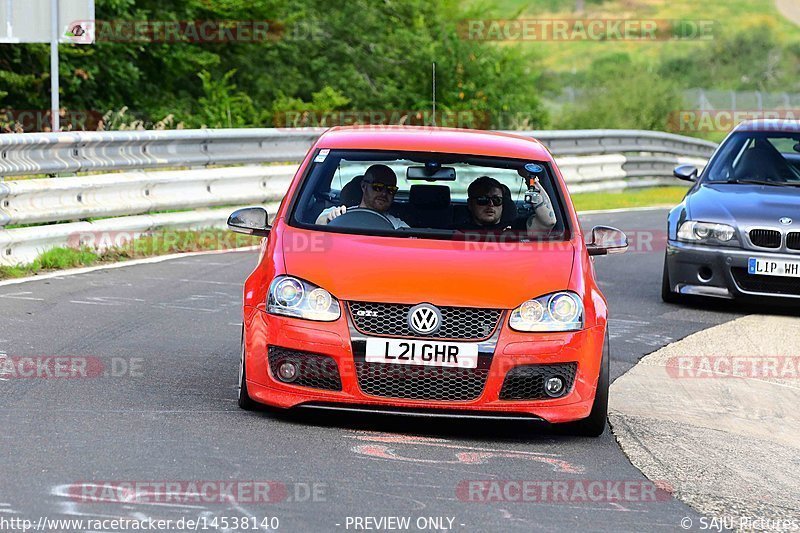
[748,257,800,278]
[364,337,480,369]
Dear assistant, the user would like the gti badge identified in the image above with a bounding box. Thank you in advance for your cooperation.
[408,304,442,335]
[780,217,793,226]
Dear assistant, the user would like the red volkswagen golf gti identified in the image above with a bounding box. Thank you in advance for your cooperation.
[228,126,627,436]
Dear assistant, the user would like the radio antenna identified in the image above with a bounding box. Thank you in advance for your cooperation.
[432,62,436,127]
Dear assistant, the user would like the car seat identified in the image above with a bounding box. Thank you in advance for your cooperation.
[408,185,453,228]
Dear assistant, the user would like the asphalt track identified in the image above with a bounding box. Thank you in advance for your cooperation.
[0,209,749,532]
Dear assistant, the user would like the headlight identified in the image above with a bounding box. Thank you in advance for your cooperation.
[268,276,340,321]
[509,291,584,332]
[677,221,737,245]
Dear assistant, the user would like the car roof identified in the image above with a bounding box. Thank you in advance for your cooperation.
[314,126,553,161]
[734,119,800,133]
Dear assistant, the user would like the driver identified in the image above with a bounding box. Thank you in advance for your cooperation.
[315,164,409,229]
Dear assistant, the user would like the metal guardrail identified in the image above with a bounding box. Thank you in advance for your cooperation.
[0,128,715,267]
[0,128,715,179]
[0,128,323,177]
[513,129,717,158]
[0,166,294,226]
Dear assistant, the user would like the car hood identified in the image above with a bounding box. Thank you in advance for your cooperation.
[281,227,576,309]
[687,183,800,227]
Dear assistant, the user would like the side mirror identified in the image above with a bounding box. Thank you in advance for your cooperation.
[227,207,271,236]
[587,226,628,256]
[673,164,698,182]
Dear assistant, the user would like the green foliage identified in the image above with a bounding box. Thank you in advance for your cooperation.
[30,247,99,270]
[554,56,684,131]
[3,0,795,134]
[657,23,799,92]
[189,69,260,128]
[0,0,548,130]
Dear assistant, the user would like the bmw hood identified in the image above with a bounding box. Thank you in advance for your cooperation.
[687,183,800,228]
[280,227,576,309]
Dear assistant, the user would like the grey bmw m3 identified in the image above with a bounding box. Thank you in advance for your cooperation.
[662,120,800,304]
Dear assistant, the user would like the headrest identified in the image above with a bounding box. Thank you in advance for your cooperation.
[409,185,451,209]
[340,175,364,206]
[735,146,790,181]
[499,184,517,225]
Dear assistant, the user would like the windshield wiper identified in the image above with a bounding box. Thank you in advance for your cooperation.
[726,178,800,187]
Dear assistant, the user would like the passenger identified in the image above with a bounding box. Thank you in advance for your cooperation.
[316,164,409,229]
[463,175,556,233]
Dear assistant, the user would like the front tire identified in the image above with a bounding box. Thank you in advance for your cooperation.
[238,338,257,411]
[661,253,680,304]
[567,331,610,437]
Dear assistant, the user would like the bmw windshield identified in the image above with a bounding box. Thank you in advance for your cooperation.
[705,132,800,185]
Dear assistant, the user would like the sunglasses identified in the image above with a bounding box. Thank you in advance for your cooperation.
[473,195,503,207]
[364,181,399,195]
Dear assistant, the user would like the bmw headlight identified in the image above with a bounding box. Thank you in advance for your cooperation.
[677,221,737,245]
[267,276,340,321]
[509,292,584,332]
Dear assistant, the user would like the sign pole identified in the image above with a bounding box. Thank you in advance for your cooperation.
[50,0,60,132]
[5,0,13,39]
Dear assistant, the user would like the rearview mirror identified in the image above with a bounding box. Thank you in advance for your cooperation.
[227,207,271,236]
[407,166,456,181]
[673,164,698,182]
[587,226,628,256]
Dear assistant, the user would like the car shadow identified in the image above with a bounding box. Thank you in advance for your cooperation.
[246,404,599,445]
[665,295,800,316]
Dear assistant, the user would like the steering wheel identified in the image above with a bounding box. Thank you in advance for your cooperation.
[326,207,395,230]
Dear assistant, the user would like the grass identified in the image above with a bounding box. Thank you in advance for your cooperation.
[0,229,261,280]
[571,185,687,211]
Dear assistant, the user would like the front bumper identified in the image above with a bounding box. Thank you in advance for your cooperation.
[666,240,800,301]
[243,306,606,424]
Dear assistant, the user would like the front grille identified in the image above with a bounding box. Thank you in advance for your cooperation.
[354,362,489,401]
[731,267,800,296]
[349,302,502,340]
[787,232,800,251]
[499,363,578,400]
[749,229,781,248]
[267,346,342,391]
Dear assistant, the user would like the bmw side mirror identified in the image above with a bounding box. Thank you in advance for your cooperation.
[673,164,698,182]
[227,207,271,236]
[587,226,628,256]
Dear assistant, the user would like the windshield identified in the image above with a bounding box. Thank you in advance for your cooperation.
[289,149,569,241]
[704,132,800,184]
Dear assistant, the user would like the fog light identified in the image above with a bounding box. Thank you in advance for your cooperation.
[278,361,298,382]
[544,376,566,397]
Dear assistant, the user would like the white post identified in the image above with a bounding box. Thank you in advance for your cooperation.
[5,0,13,39]
[50,0,60,132]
